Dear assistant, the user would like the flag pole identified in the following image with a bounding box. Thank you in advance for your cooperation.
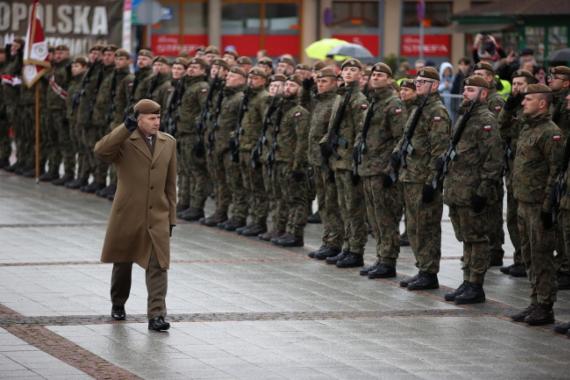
[35,83,41,182]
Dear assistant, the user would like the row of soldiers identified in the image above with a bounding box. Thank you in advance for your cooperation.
[1,41,570,328]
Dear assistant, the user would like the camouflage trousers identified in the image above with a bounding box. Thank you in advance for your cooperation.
[556,209,570,273]
[518,202,557,304]
[334,169,367,254]
[313,165,344,250]
[45,110,74,177]
[178,134,209,210]
[226,153,248,222]
[82,124,108,184]
[403,182,442,274]
[263,161,277,230]
[505,178,522,264]
[362,175,403,265]
[239,150,268,225]
[206,150,232,214]
[16,105,35,169]
[269,162,308,237]
[176,141,190,208]
[449,205,490,284]
[487,182,505,260]
[306,168,316,215]
[69,121,87,180]
[0,107,11,162]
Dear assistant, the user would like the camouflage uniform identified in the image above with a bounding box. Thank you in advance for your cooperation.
[357,87,406,266]
[0,58,11,166]
[552,88,570,139]
[137,72,171,105]
[18,85,36,172]
[2,51,22,169]
[65,72,84,180]
[513,112,562,305]
[397,92,451,274]
[308,90,344,250]
[132,67,155,103]
[444,101,503,284]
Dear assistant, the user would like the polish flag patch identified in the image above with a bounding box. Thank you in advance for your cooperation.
[553,135,561,141]
[294,111,301,117]
[483,125,492,132]
[433,116,441,121]
[201,88,208,93]
[360,104,368,110]
[494,105,502,111]
[394,108,402,114]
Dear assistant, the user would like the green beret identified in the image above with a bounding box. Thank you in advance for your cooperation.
[223,50,239,59]
[373,62,392,77]
[229,66,247,78]
[237,56,253,65]
[278,56,296,67]
[525,83,552,95]
[270,74,287,83]
[55,45,69,51]
[153,56,169,65]
[400,78,416,91]
[249,67,268,79]
[134,99,161,115]
[212,58,230,70]
[317,68,337,79]
[464,75,490,89]
[189,57,208,69]
[512,69,537,83]
[416,66,439,81]
[72,56,88,66]
[138,49,153,59]
[312,61,326,71]
[296,64,311,71]
[115,49,130,59]
[474,61,494,74]
[204,45,220,55]
[89,45,104,52]
[172,57,189,68]
[550,66,570,78]
[341,58,363,70]
[287,74,303,86]
[102,45,118,53]
[258,56,273,67]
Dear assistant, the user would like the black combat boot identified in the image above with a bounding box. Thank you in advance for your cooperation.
[65,177,88,189]
[221,218,246,231]
[368,263,396,279]
[23,168,37,178]
[400,273,420,288]
[360,260,381,276]
[5,162,20,172]
[111,305,126,320]
[444,281,468,302]
[554,321,570,335]
[176,203,189,213]
[307,211,321,224]
[326,249,349,265]
[260,230,284,242]
[52,174,73,186]
[510,304,537,322]
[148,316,170,331]
[202,211,227,227]
[509,263,527,277]
[454,283,486,305]
[314,246,341,260]
[273,233,304,247]
[399,231,410,247]
[557,272,570,290]
[180,207,204,221]
[308,245,327,258]
[336,252,364,268]
[0,158,10,169]
[81,182,105,193]
[240,223,267,237]
[489,250,504,267]
[407,272,439,291]
[525,303,554,326]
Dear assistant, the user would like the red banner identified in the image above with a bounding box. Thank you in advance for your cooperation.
[400,34,451,57]
[332,34,379,56]
[151,34,208,56]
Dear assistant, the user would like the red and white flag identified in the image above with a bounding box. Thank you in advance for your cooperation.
[23,0,50,88]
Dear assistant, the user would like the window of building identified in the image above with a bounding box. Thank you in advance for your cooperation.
[402,1,453,28]
[222,3,261,34]
[331,1,379,28]
[266,3,299,34]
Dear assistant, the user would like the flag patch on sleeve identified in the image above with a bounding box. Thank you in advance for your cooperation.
[360,104,368,110]
[433,116,441,121]
[294,111,301,117]
[483,125,492,132]
[553,135,561,141]
[394,108,402,114]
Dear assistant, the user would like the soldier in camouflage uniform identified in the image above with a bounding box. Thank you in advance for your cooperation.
[356,63,406,279]
[473,61,506,267]
[510,84,563,326]
[395,67,451,290]
[442,76,503,304]
[3,39,24,173]
[136,56,171,106]
[0,47,10,168]
[131,50,154,105]
[177,57,210,221]
[319,59,369,268]
[498,69,537,277]
[267,74,310,247]
[307,68,345,260]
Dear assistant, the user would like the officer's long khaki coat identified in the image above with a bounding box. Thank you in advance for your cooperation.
[94,125,177,269]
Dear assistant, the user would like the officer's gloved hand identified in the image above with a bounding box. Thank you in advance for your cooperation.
[169,225,175,237]
[541,211,554,230]
[470,194,487,213]
[124,113,138,133]
[382,173,393,188]
[421,184,436,203]
[504,93,523,111]
[302,78,314,91]
[291,170,305,182]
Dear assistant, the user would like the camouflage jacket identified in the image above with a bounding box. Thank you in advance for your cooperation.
[307,90,336,167]
[396,93,451,184]
[160,77,185,135]
[76,61,104,127]
[132,66,153,103]
[269,97,309,170]
[498,101,525,181]
[356,87,406,177]
[443,102,503,206]
[213,84,245,155]
[240,86,269,152]
[65,74,83,125]
[178,75,209,137]
[320,81,368,171]
[112,73,134,128]
[204,80,225,149]
[46,58,71,110]
[92,66,129,129]
[136,72,171,104]
[513,112,563,209]
[2,54,22,107]
[552,88,570,139]
[487,88,505,117]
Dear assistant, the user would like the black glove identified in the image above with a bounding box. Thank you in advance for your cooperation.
[421,184,436,203]
[124,113,138,133]
[291,170,305,182]
[541,211,554,230]
[504,93,523,111]
[470,194,487,213]
[351,173,361,186]
[169,224,175,237]
[382,173,393,188]
[193,142,206,158]
[302,77,314,91]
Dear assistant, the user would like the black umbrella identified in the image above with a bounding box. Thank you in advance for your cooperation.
[548,48,570,63]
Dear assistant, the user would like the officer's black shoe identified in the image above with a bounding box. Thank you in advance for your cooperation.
[148,316,170,332]
[509,263,527,277]
[52,175,73,186]
[95,185,110,198]
[360,260,381,276]
[65,178,88,189]
[399,273,419,288]
[557,272,570,290]
[407,272,439,291]
[240,223,267,237]
[202,211,227,227]
[554,321,570,334]
[368,263,396,279]
[511,304,537,322]
[111,305,126,320]
[307,211,321,224]
[326,250,349,265]
[399,231,410,247]
[444,281,468,302]
[336,252,364,268]
[180,207,204,221]
[273,233,304,247]
[525,303,554,326]
[222,219,246,231]
[106,185,117,201]
[314,247,341,260]
[0,158,10,169]
[454,283,485,305]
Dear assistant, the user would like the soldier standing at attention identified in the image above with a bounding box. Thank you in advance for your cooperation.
[510,84,562,326]
[320,59,369,268]
[131,49,154,104]
[443,76,503,304]
[356,63,406,279]
[0,46,9,169]
[396,67,451,290]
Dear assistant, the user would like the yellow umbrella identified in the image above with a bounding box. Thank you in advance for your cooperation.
[305,38,348,60]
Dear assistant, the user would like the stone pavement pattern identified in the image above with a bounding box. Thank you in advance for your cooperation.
[1,170,570,379]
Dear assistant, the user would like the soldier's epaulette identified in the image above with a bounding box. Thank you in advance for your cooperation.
[162,132,176,141]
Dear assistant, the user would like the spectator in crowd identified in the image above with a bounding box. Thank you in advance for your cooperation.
[438,62,454,110]
[451,57,472,114]
[534,65,547,85]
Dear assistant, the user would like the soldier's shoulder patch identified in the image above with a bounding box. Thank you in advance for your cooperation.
[360,103,368,110]
[433,116,442,121]
[494,105,502,111]
[394,107,402,114]
[483,125,493,132]
[200,88,208,94]
[294,111,302,118]
[552,134,562,142]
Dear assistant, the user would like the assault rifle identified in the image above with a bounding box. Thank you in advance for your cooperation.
[251,95,280,169]
[550,134,570,224]
[207,82,225,154]
[265,104,285,176]
[230,87,252,163]
[105,71,118,126]
[431,88,482,190]
[195,77,221,157]
[72,60,98,113]
[353,97,377,177]
[163,79,185,136]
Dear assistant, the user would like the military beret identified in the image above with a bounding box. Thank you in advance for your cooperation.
[188,57,208,68]
[316,68,337,79]
[248,67,268,79]
[296,64,311,71]
[400,78,416,91]
[550,66,570,78]
[138,49,154,59]
[525,83,552,95]
[134,99,161,115]
[258,56,273,67]
[473,61,494,74]
[102,45,118,53]
[287,74,303,86]
[372,62,393,77]
[363,67,372,76]
[204,45,220,55]
[212,58,230,70]
[115,49,130,59]
[512,69,537,83]
[89,44,104,52]
[416,66,439,81]
[270,74,287,83]
[55,45,69,51]
[223,50,238,59]
[172,57,188,68]
[312,61,326,71]
[153,56,169,65]
[341,58,363,70]
[278,56,296,67]
[464,75,491,89]
[391,82,401,92]
[229,65,247,78]
[72,56,88,66]
[237,56,253,65]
